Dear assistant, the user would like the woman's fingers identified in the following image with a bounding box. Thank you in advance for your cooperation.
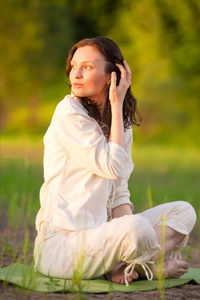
[109,72,117,103]
[110,71,117,93]
[123,60,132,85]
[109,61,132,105]
[123,60,131,74]
[115,61,132,87]
[110,71,117,86]
[115,63,126,80]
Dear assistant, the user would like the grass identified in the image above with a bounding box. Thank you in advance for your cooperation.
[157,217,167,300]
[0,157,43,230]
[1,141,199,234]
[0,140,199,298]
[130,145,200,215]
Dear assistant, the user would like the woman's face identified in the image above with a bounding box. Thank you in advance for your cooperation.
[69,46,110,104]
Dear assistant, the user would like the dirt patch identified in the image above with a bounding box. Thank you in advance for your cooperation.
[0,215,199,300]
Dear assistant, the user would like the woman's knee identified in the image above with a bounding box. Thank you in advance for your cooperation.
[179,201,197,228]
[123,215,158,244]
[168,201,197,234]
[175,200,196,218]
[116,215,160,261]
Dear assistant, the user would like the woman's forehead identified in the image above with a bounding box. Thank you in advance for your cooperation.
[72,46,105,64]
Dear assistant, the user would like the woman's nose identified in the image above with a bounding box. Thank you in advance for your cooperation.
[74,67,83,79]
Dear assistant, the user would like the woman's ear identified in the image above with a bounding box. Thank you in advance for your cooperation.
[107,74,111,85]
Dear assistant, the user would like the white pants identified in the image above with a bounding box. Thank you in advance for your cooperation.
[34,201,196,282]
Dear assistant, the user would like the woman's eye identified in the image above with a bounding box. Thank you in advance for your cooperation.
[71,64,76,70]
[85,65,93,70]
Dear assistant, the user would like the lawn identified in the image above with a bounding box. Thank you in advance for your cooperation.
[1,140,199,231]
[0,140,199,299]
[130,145,200,215]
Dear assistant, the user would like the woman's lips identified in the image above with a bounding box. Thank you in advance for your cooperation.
[73,83,83,88]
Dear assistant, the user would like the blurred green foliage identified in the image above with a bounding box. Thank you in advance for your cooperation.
[1,0,200,146]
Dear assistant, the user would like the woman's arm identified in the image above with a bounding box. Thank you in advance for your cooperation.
[109,61,132,151]
[112,204,133,218]
[46,97,128,180]
[109,63,133,218]
[108,127,134,218]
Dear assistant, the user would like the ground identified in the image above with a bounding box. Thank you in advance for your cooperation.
[0,214,199,300]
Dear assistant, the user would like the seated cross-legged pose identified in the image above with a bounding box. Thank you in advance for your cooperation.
[34,36,197,286]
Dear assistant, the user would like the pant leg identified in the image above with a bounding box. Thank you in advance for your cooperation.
[138,201,196,235]
[34,214,161,280]
[138,201,197,258]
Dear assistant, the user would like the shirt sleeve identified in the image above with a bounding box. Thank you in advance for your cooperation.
[45,96,128,180]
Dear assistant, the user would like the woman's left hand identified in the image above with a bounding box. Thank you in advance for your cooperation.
[109,60,132,107]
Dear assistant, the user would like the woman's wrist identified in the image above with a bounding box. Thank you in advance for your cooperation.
[110,101,123,114]
[109,102,125,150]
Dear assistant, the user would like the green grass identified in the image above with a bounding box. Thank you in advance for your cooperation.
[1,142,199,231]
[0,141,199,299]
[129,145,200,215]
[0,157,43,230]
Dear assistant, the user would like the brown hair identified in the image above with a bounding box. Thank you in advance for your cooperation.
[66,36,142,128]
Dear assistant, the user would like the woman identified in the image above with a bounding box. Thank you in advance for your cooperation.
[34,37,196,286]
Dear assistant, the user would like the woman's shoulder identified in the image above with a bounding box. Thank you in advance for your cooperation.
[55,94,86,116]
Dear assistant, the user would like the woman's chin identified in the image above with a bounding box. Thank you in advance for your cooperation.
[71,89,85,98]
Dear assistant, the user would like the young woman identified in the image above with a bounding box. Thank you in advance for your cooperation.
[34,37,196,286]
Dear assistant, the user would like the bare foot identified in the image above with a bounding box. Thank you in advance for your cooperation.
[106,262,138,284]
[162,259,189,279]
[134,259,189,280]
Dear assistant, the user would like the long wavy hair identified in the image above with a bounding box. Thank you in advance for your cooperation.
[66,36,142,129]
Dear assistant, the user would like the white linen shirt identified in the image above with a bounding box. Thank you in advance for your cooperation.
[35,94,134,231]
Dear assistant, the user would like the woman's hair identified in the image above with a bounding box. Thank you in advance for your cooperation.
[66,36,142,129]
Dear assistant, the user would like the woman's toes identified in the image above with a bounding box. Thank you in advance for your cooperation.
[177,261,189,274]
[163,259,190,279]
[181,262,189,269]
[131,270,139,279]
[107,263,138,284]
[119,277,125,284]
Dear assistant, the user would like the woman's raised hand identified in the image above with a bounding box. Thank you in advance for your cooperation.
[108,61,131,150]
[109,60,132,107]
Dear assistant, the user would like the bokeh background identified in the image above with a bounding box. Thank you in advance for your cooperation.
[0,1,200,234]
[1,0,200,146]
[0,2,200,284]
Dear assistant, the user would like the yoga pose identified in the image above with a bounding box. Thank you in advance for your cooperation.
[34,37,196,286]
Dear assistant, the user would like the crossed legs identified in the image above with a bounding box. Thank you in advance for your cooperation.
[107,201,196,284]
[35,202,196,284]
[107,225,189,284]
[135,226,189,280]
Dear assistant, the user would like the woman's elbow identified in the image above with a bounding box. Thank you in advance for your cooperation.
[108,163,125,180]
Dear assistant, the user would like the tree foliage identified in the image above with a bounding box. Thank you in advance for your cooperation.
[1,0,199,145]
